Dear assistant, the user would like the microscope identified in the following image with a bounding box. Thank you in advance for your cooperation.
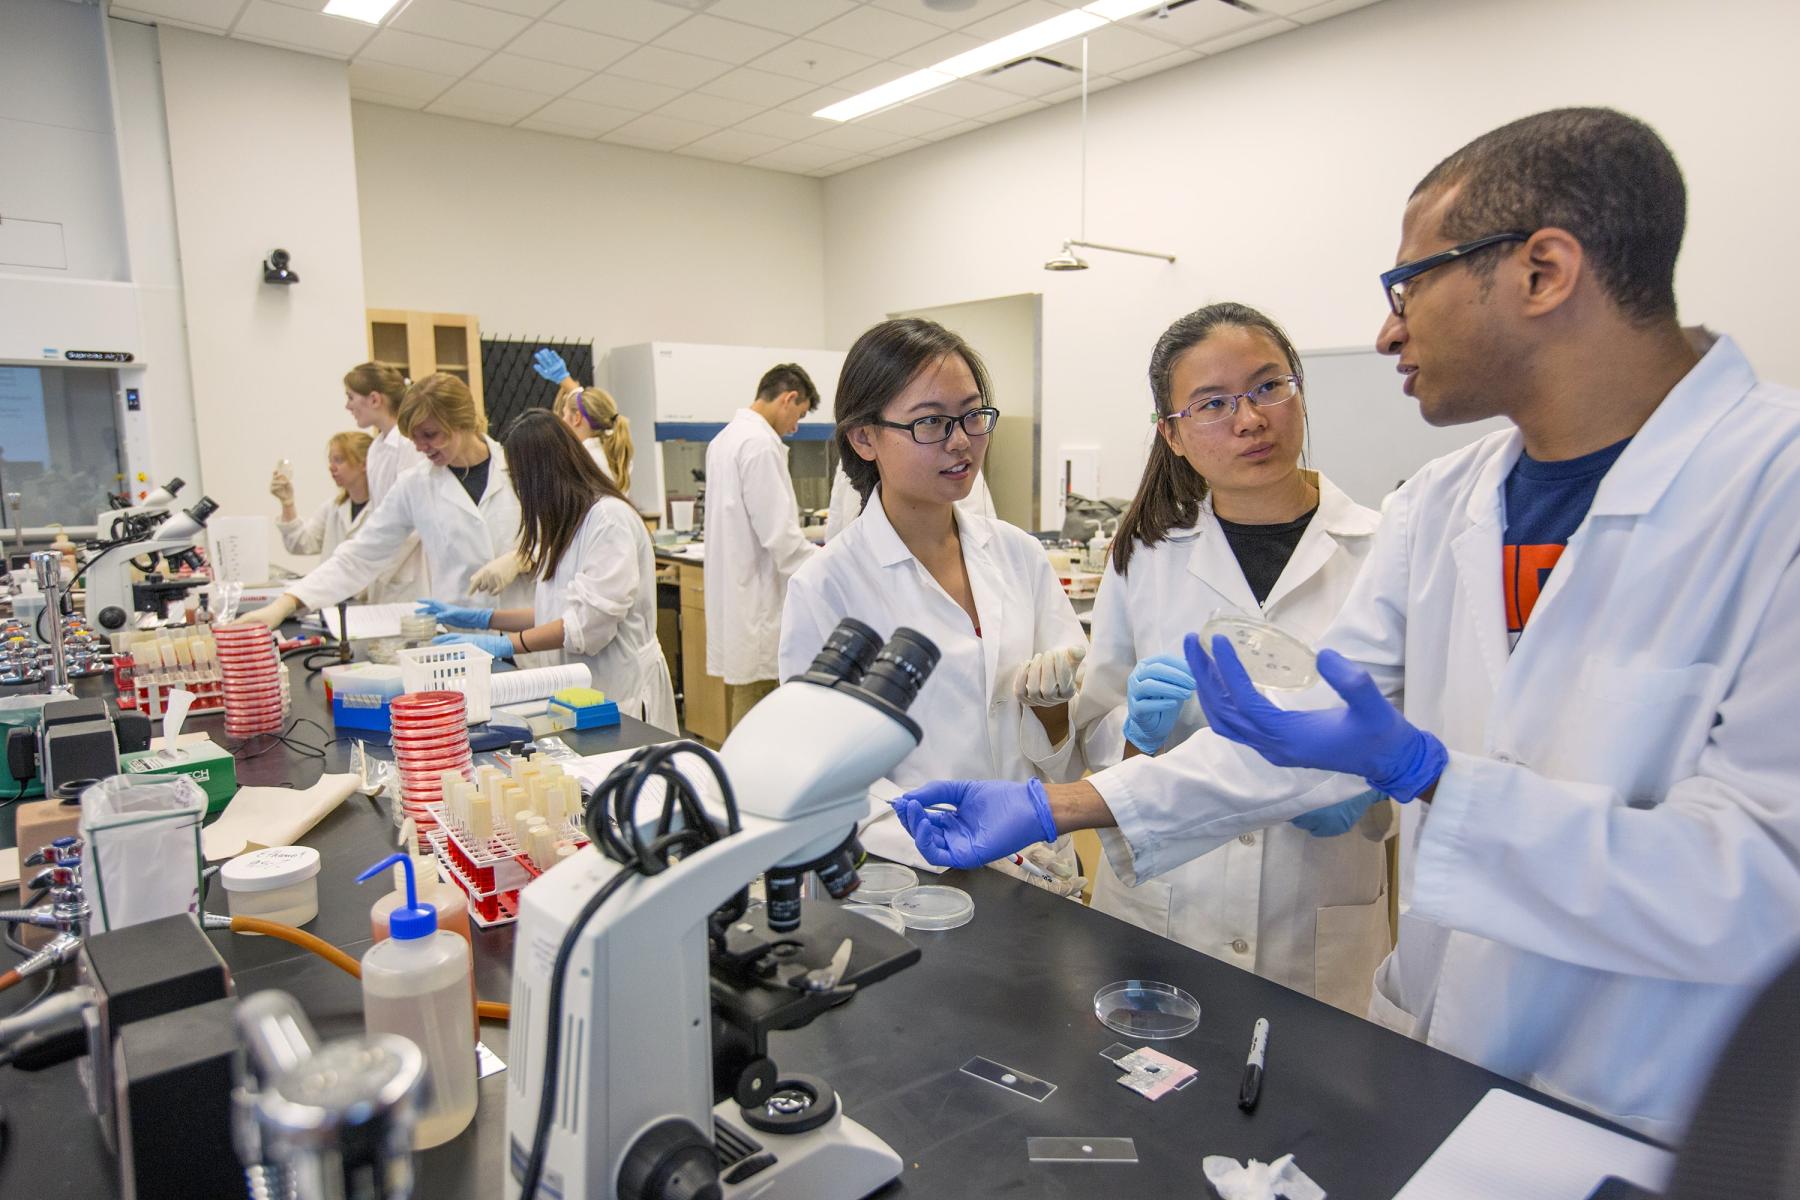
[82,495,219,631]
[505,619,940,1200]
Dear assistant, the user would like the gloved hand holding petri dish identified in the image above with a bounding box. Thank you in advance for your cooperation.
[1196,613,1319,691]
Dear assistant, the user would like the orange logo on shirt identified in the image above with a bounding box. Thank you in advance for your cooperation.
[1504,544,1564,632]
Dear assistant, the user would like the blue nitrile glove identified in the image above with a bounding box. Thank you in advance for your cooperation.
[1290,789,1382,837]
[1185,633,1447,803]
[415,599,493,629]
[1123,652,1195,753]
[891,778,1058,871]
[532,348,569,384]
[432,631,514,660]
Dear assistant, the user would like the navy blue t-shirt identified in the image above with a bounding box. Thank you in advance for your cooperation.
[1503,437,1631,648]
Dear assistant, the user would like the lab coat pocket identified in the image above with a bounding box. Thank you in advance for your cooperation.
[1364,949,1418,1036]
[1315,890,1390,1015]
[1563,659,1719,803]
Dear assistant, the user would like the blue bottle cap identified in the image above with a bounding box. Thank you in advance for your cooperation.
[356,852,438,941]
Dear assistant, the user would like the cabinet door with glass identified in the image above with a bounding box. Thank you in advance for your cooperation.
[366,310,484,424]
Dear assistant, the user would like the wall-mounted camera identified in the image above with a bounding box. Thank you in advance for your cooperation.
[262,248,299,285]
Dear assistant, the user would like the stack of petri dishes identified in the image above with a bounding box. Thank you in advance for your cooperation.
[390,690,472,850]
[215,623,289,738]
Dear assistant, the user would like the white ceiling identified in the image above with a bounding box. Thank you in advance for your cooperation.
[108,0,1385,177]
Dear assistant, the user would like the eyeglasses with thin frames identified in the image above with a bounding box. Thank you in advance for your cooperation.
[1160,375,1301,427]
[1381,232,1529,316]
[873,406,1000,445]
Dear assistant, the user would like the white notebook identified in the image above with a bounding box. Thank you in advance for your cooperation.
[1395,1088,1674,1200]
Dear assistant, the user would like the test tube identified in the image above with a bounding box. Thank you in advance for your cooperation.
[513,809,535,847]
[468,794,492,845]
[529,776,552,820]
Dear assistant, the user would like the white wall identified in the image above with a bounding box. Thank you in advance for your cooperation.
[158,27,370,565]
[822,0,1800,526]
[351,103,827,367]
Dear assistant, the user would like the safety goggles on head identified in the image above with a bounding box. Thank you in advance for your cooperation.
[873,406,1000,445]
[1380,232,1529,316]
[1160,375,1301,427]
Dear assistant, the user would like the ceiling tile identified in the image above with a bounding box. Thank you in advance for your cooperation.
[853,99,965,137]
[921,117,983,141]
[348,60,459,102]
[351,88,428,111]
[778,84,852,115]
[422,101,522,125]
[468,51,591,95]
[389,0,530,48]
[746,141,847,172]
[677,128,789,163]
[866,0,1050,32]
[515,116,602,137]
[1038,72,1121,103]
[1109,46,1200,81]
[809,152,874,176]
[704,0,857,37]
[565,72,683,110]
[1194,18,1295,54]
[746,37,879,85]
[864,135,926,158]
[357,28,490,74]
[608,44,732,89]
[910,78,1019,118]
[828,62,925,95]
[960,0,1069,42]
[979,55,1081,97]
[427,78,552,119]
[456,0,560,15]
[540,0,688,41]
[654,91,765,126]
[502,22,635,71]
[603,112,718,150]
[1119,0,1264,48]
[984,96,1046,122]
[734,107,835,140]
[804,121,910,154]
[521,95,638,133]
[697,65,817,106]
[651,14,790,64]
[113,0,245,32]
[891,30,982,69]
[1290,0,1384,23]
[232,1,375,58]
[1046,21,1179,74]
[806,5,943,56]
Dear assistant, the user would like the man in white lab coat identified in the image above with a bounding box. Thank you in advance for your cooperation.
[703,363,820,729]
[894,107,1800,1140]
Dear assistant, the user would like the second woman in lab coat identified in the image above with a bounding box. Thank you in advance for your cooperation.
[779,318,1087,892]
[270,430,372,564]
[1073,302,1392,1013]
[431,409,677,730]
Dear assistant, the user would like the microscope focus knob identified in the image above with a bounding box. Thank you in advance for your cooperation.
[97,606,128,630]
[618,1117,721,1200]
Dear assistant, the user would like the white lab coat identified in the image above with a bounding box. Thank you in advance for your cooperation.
[533,496,677,732]
[780,489,1087,879]
[1086,335,1800,1139]
[362,425,430,602]
[1077,472,1394,1014]
[822,464,996,541]
[276,497,361,560]
[703,409,816,684]
[583,438,615,482]
[290,438,534,616]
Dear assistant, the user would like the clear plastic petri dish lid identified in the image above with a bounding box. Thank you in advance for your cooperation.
[1093,979,1201,1040]
[842,903,909,936]
[889,884,973,931]
[849,862,918,905]
[1197,612,1320,691]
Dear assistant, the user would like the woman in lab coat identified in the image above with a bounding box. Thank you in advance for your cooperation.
[342,362,428,601]
[1072,302,1392,1014]
[238,372,534,627]
[268,430,374,581]
[429,409,676,729]
[779,318,1087,892]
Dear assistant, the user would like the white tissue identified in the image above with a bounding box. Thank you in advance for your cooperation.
[1201,1154,1325,1200]
[162,688,195,754]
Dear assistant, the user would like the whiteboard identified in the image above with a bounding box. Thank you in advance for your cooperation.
[1300,347,1510,508]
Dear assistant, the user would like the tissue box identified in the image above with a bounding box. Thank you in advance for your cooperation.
[121,739,238,815]
[548,686,619,730]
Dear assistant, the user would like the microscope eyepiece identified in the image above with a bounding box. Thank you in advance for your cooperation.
[854,627,940,714]
[805,617,882,684]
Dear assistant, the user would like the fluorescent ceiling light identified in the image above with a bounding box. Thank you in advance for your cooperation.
[815,1,1168,122]
[323,0,402,24]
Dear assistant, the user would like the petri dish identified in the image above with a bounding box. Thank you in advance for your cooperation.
[889,884,973,931]
[849,862,918,905]
[1093,980,1201,1040]
[842,903,908,936]
[1197,613,1320,691]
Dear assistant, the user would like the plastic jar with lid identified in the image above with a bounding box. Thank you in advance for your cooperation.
[220,845,322,928]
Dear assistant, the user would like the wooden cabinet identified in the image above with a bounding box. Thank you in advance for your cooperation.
[366,309,485,423]
[677,562,727,746]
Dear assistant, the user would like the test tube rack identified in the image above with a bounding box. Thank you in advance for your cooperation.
[423,760,588,927]
[111,627,228,717]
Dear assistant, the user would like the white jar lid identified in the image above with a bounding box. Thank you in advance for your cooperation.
[221,845,322,893]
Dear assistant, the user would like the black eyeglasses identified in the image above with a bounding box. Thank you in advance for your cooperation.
[1380,232,1529,316]
[873,406,1000,445]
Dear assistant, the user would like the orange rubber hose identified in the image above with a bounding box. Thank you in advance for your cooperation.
[228,915,510,1022]
[0,969,21,993]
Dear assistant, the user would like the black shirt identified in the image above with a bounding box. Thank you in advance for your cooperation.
[349,499,367,523]
[1216,506,1317,605]
[449,456,490,507]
